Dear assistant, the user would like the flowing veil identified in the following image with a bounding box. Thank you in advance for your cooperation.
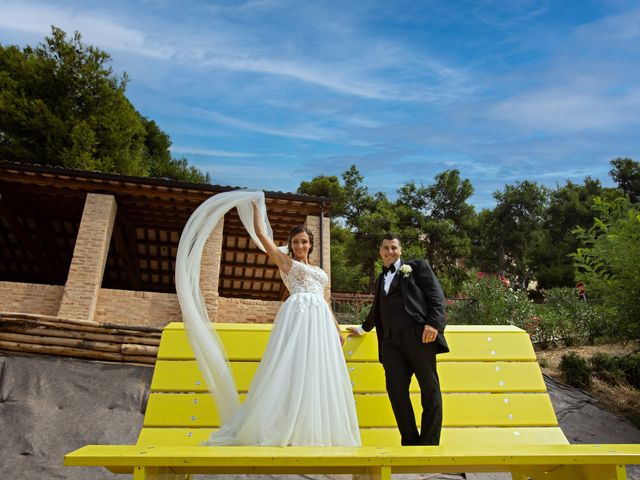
[175,190,273,423]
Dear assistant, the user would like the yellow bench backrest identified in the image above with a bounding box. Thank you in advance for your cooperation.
[138,323,568,447]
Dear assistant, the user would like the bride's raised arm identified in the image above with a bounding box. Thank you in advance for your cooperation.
[251,201,293,273]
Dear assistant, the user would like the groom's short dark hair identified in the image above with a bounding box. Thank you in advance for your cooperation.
[380,232,401,246]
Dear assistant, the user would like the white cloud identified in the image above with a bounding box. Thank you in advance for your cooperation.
[171,147,257,158]
[202,110,340,141]
[575,7,640,45]
[1,0,469,103]
[0,0,172,59]
[491,87,640,133]
[198,161,296,189]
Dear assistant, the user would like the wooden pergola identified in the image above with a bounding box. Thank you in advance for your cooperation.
[0,162,330,301]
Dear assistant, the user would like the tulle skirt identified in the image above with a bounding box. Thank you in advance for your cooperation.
[206,292,361,446]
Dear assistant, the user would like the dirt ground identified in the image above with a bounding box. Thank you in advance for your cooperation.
[536,342,640,426]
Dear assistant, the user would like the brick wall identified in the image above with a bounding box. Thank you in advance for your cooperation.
[0,281,282,326]
[94,288,182,327]
[0,281,63,316]
[216,296,281,323]
[0,280,283,327]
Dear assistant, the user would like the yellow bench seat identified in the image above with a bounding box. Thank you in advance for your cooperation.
[66,444,639,479]
[64,323,640,480]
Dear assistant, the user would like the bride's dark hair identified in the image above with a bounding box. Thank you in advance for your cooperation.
[287,225,314,258]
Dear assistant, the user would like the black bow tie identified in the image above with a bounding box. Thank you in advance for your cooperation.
[382,264,396,275]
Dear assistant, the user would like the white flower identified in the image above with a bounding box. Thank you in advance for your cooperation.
[399,264,412,278]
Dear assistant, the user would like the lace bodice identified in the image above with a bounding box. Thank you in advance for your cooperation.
[280,260,328,297]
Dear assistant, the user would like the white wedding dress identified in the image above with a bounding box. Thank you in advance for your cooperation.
[175,190,361,447]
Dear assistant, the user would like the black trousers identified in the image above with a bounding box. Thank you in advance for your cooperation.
[381,324,442,445]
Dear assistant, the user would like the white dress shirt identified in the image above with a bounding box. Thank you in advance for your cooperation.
[383,258,401,294]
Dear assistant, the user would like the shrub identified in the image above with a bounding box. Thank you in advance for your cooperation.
[619,353,640,389]
[332,300,371,325]
[590,353,628,385]
[591,352,640,389]
[447,274,535,328]
[524,312,557,349]
[536,288,605,346]
[560,352,592,389]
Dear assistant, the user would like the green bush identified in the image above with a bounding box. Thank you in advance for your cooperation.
[535,288,605,346]
[590,352,640,389]
[560,352,592,389]
[524,313,556,349]
[590,353,628,385]
[332,300,371,325]
[447,274,535,328]
[619,353,640,389]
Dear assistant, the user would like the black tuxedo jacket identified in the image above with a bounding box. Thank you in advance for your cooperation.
[361,259,449,359]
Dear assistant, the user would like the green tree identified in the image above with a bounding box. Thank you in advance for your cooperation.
[297,174,345,217]
[297,174,367,291]
[530,178,604,289]
[609,157,640,203]
[142,118,209,183]
[352,191,399,291]
[396,170,475,294]
[572,196,640,341]
[468,208,499,273]
[0,27,208,182]
[329,166,400,291]
[329,223,370,292]
[471,181,548,289]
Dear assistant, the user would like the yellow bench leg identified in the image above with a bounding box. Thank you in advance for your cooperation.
[133,466,191,480]
[511,464,626,480]
[353,465,392,480]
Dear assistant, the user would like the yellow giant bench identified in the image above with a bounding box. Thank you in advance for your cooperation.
[65,322,640,479]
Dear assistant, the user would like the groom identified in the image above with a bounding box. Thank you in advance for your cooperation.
[348,233,448,446]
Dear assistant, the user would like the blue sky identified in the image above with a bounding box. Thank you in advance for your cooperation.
[1,0,639,208]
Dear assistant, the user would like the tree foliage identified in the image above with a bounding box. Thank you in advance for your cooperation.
[609,157,640,203]
[571,196,640,341]
[396,170,474,294]
[0,27,208,182]
[469,181,548,289]
[529,178,604,289]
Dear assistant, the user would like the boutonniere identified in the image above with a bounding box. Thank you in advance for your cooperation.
[399,264,412,278]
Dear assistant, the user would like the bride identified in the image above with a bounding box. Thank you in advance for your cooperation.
[175,190,361,447]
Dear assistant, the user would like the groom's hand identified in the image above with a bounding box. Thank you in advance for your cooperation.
[346,326,365,337]
[422,325,438,343]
